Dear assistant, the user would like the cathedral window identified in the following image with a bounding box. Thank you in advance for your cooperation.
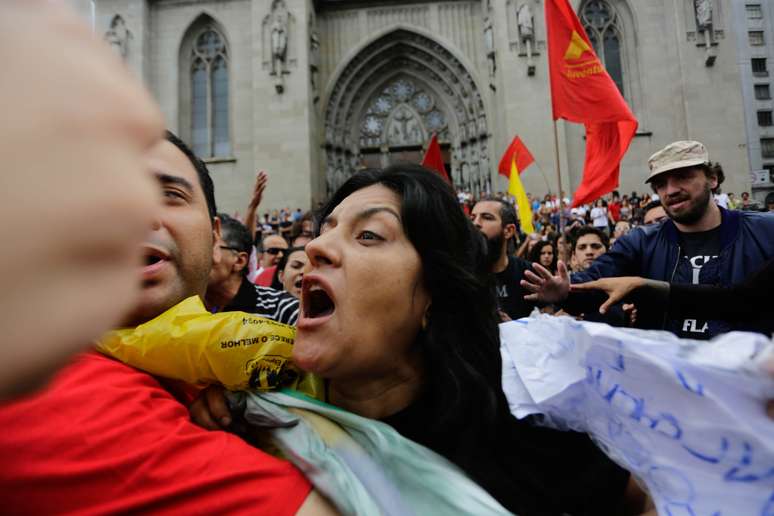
[580,0,625,96]
[191,28,230,157]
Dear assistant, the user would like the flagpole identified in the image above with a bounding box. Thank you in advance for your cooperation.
[552,120,565,231]
[532,159,553,195]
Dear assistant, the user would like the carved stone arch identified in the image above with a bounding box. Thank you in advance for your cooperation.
[321,23,486,114]
[322,28,491,196]
[178,13,232,152]
[355,70,463,145]
[178,12,231,68]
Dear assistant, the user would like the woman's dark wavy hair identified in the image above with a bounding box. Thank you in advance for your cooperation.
[529,240,558,274]
[317,164,508,463]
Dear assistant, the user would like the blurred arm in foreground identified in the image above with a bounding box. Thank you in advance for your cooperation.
[0,0,164,399]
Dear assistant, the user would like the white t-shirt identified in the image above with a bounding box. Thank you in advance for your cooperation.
[591,206,608,227]
[714,193,729,209]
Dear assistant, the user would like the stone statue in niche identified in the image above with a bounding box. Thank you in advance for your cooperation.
[262,0,292,93]
[693,0,715,66]
[270,7,289,76]
[694,0,713,30]
[483,16,496,83]
[387,106,423,146]
[517,3,536,76]
[105,15,131,60]
[517,3,534,42]
[310,28,321,102]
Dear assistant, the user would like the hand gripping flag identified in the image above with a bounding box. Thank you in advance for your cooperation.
[546,0,638,207]
[498,136,535,235]
[421,133,451,184]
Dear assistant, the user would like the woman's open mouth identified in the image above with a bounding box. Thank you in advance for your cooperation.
[299,276,336,328]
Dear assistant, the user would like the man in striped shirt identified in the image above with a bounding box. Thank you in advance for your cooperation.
[206,214,299,325]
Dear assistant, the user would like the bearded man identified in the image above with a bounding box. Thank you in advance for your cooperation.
[522,141,774,339]
[471,198,536,320]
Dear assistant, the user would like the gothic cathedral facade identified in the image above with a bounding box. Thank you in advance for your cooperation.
[93,0,755,211]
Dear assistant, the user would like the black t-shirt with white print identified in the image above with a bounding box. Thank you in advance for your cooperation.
[676,226,721,338]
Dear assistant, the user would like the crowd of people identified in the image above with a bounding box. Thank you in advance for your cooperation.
[460,182,771,235]
[1,2,774,515]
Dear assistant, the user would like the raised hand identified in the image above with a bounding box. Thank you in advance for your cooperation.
[249,170,268,209]
[521,260,571,304]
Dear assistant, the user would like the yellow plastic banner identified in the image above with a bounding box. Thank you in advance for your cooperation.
[97,296,321,398]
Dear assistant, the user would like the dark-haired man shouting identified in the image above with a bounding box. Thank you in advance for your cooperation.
[0,132,333,515]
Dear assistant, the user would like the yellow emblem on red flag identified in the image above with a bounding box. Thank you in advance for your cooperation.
[563,30,592,61]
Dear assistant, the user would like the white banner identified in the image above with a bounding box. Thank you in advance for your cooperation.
[500,316,774,516]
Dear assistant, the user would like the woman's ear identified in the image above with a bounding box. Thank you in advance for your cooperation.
[421,303,431,331]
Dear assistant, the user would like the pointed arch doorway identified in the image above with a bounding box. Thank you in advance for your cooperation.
[322,29,491,197]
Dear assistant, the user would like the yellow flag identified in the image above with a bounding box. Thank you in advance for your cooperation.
[508,156,535,234]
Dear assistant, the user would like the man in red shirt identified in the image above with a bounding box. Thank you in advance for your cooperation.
[0,132,333,515]
[608,190,622,223]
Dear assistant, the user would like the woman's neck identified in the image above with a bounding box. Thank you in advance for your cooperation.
[327,361,423,420]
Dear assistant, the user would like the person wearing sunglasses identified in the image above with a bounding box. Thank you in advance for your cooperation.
[206,214,299,325]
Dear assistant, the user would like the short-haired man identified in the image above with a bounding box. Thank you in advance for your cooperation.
[570,227,609,272]
[0,132,333,514]
[253,235,288,287]
[471,198,536,320]
[252,233,289,283]
[642,199,668,225]
[206,213,299,324]
[563,227,634,326]
[524,140,774,339]
[612,220,631,243]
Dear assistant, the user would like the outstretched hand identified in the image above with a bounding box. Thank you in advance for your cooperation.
[570,276,646,314]
[521,260,571,304]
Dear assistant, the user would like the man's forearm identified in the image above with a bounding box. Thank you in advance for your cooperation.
[245,202,259,239]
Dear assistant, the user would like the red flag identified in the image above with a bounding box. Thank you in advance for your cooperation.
[421,133,451,184]
[497,136,535,177]
[545,0,638,207]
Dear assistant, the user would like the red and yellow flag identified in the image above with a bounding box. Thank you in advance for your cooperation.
[498,136,535,235]
[546,0,638,207]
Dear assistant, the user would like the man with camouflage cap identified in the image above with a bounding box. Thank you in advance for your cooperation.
[523,140,774,339]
